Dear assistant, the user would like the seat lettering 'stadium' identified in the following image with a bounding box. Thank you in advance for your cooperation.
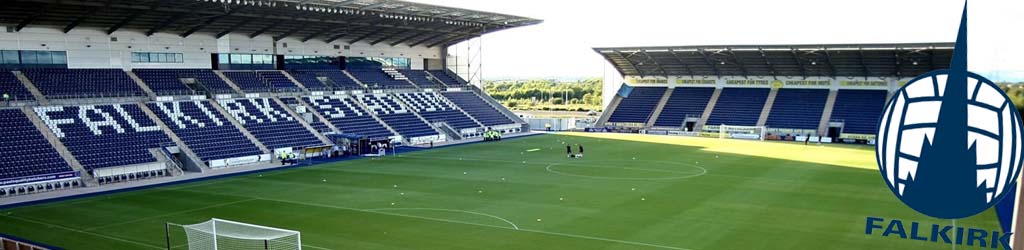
[875,2,1024,219]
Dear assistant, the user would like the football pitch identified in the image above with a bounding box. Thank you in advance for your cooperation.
[0,133,1000,249]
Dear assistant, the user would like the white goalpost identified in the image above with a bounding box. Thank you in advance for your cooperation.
[167,218,301,250]
[713,124,767,141]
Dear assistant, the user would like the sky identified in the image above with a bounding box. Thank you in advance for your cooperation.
[410,0,1024,82]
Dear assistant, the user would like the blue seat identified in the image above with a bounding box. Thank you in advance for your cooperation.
[396,92,480,129]
[398,70,440,88]
[607,87,666,123]
[217,98,322,149]
[348,69,414,88]
[33,104,173,170]
[441,91,515,126]
[653,87,715,127]
[0,109,73,180]
[0,70,34,101]
[429,70,466,86]
[831,90,888,134]
[765,89,829,129]
[134,69,235,94]
[706,88,770,126]
[358,93,439,138]
[303,95,395,139]
[146,100,263,161]
[23,69,145,99]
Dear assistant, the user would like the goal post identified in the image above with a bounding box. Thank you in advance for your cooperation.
[166,218,301,250]
[707,124,766,141]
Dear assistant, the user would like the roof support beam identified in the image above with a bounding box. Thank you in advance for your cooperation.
[640,50,668,76]
[617,50,645,77]
[15,4,50,32]
[62,6,101,33]
[181,6,247,37]
[273,26,306,41]
[106,11,142,34]
[348,29,384,44]
[697,49,721,78]
[428,34,474,48]
[667,50,695,77]
[758,47,778,78]
[727,48,748,78]
[370,31,404,45]
[301,26,339,42]
[249,22,282,38]
[389,31,428,46]
[857,48,871,78]
[216,18,255,38]
[822,49,839,79]
[408,32,449,47]
[790,48,808,79]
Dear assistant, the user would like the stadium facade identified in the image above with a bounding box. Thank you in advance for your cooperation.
[0,0,539,199]
[596,43,954,142]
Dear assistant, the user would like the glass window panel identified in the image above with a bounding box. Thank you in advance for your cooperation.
[240,54,252,64]
[21,51,38,64]
[175,53,183,63]
[52,51,67,64]
[230,54,243,64]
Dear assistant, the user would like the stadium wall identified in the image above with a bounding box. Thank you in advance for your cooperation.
[0,26,442,70]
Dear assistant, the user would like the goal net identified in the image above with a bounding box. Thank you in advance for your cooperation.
[169,218,301,250]
[706,124,766,141]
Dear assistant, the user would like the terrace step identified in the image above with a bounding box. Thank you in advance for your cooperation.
[13,71,48,105]
[694,88,723,131]
[817,90,839,136]
[208,99,271,154]
[272,97,332,145]
[125,71,157,98]
[755,88,779,127]
[138,102,209,172]
[645,87,675,127]
[21,106,93,186]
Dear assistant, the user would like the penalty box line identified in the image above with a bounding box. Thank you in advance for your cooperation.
[169,188,692,250]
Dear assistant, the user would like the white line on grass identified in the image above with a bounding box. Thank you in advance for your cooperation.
[181,193,693,250]
[0,214,165,249]
[83,198,257,231]
[365,207,519,230]
[544,163,706,180]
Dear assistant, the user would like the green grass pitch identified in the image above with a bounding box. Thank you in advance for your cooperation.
[0,133,1001,249]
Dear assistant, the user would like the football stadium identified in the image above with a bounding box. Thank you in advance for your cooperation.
[0,0,1021,249]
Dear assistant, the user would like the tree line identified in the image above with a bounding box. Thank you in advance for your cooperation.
[484,78,602,111]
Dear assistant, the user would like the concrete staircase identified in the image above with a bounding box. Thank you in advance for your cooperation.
[272,97,332,145]
[595,95,623,127]
[391,93,446,136]
[755,88,780,127]
[125,71,157,99]
[13,71,49,105]
[21,107,95,186]
[645,87,675,127]
[294,97,342,133]
[352,95,401,138]
[138,103,208,172]
[207,100,271,153]
[817,90,839,135]
[343,70,369,89]
[212,71,246,95]
[468,86,526,125]
[694,88,723,130]
[423,71,450,88]
[279,71,310,92]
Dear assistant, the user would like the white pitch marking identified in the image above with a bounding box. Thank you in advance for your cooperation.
[366,207,520,230]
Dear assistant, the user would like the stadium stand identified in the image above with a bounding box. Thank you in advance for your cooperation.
[765,89,829,130]
[396,92,480,129]
[0,109,74,181]
[349,69,414,88]
[706,88,770,126]
[257,71,302,92]
[222,71,273,92]
[22,69,144,98]
[429,70,465,86]
[607,87,667,124]
[146,100,263,162]
[133,69,235,95]
[288,70,363,90]
[400,70,440,88]
[277,97,333,133]
[357,93,438,138]
[303,95,395,139]
[0,70,35,101]
[653,87,715,127]
[33,104,173,170]
[830,90,889,134]
[441,91,515,126]
[217,98,323,149]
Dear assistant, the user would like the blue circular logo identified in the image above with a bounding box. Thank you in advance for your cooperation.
[876,69,1024,219]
